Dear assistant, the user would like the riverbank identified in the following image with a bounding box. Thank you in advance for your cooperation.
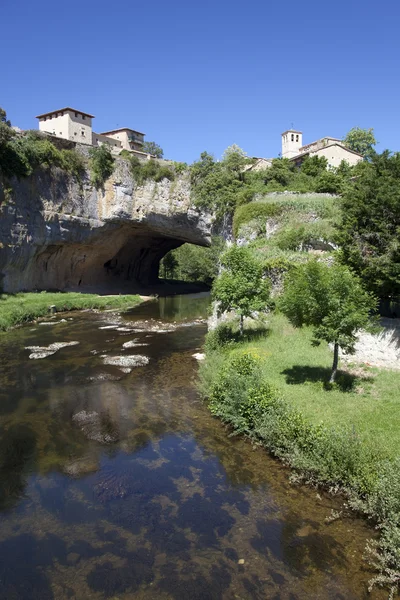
[199,313,400,597]
[0,292,144,331]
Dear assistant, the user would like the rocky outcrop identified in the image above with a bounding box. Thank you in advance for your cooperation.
[0,160,211,292]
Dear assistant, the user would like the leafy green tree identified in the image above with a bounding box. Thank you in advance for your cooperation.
[160,237,225,284]
[143,141,164,158]
[300,155,328,177]
[161,252,178,278]
[338,150,400,299]
[280,260,377,383]
[213,246,270,335]
[89,144,115,189]
[0,107,11,127]
[343,127,377,158]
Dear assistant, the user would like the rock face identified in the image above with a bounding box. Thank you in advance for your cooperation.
[0,160,211,292]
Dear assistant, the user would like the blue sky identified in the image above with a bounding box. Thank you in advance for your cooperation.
[1,0,399,163]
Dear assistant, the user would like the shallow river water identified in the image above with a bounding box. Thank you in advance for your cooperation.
[0,293,386,599]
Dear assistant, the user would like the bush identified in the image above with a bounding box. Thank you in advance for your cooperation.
[0,130,86,181]
[89,145,115,189]
[233,202,281,238]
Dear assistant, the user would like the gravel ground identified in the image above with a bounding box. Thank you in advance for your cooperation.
[340,318,400,370]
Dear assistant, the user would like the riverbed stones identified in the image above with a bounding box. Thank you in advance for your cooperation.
[101,354,149,373]
[72,410,119,444]
[25,341,79,359]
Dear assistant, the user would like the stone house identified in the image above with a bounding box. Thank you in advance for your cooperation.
[36,107,151,157]
[281,129,362,168]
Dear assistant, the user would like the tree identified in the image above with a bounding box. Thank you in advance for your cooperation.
[343,127,377,159]
[280,260,377,383]
[337,150,400,299]
[0,107,11,127]
[161,252,178,279]
[212,246,270,335]
[143,141,163,158]
[300,155,328,177]
[88,144,115,189]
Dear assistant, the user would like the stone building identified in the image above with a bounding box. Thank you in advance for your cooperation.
[281,129,362,168]
[36,107,150,157]
[98,128,145,152]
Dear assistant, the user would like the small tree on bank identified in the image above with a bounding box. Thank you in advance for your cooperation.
[280,260,377,383]
[212,246,270,335]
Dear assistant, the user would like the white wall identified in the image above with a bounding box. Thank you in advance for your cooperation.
[38,112,70,139]
[311,145,362,168]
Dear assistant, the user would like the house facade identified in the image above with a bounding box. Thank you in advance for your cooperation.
[36,108,151,157]
[282,129,362,168]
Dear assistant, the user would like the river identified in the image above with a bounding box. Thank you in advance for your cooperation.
[0,293,385,599]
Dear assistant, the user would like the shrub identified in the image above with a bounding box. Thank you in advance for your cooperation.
[89,145,115,189]
[233,202,281,238]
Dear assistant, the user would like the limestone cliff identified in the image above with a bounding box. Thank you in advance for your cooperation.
[0,160,211,293]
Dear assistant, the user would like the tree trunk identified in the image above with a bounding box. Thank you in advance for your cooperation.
[330,342,339,383]
[239,314,244,336]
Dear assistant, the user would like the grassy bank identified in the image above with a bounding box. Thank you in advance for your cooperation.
[0,292,143,331]
[199,314,400,597]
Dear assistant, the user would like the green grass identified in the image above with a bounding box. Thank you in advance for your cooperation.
[0,292,143,331]
[226,312,400,460]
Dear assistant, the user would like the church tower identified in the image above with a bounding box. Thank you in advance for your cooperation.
[281,129,303,158]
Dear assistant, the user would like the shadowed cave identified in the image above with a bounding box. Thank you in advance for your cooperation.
[27,227,187,292]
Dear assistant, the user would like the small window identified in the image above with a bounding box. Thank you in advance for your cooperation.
[60,132,62,135]
[74,132,77,136]
[291,134,294,141]
[75,112,78,117]
[296,135,299,142]
[82,115,85,120]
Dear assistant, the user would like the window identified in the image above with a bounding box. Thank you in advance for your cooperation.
[60,132,62,135]
[74,132,77,136]
[296,135,299,142]
[75,112,78,117]
[82,115,85,120]
[291,134,294,141]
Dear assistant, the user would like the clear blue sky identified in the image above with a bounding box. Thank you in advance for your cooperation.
[1,0,399,163]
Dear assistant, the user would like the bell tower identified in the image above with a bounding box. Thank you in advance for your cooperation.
[281,129,303,158]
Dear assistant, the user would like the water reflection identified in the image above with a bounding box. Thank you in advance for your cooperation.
[0,293,386,599]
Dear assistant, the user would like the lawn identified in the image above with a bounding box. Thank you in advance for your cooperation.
[239,312,400,460]
[0,292,144,331]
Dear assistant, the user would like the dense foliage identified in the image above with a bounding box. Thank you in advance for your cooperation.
[142,141,164,158]
[343,126,377,158]
[280,260,377,382]
[159,237,225,284]
[120,153,175,184]
[212,246,270,334]
[0,117,85,181]
[190,146,357,223]
[338,150,400,299]
[88,145,115,188]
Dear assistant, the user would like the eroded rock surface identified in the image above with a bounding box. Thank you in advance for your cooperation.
[0,160,211,292]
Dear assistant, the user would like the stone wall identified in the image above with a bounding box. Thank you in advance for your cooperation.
[0,160,211,293]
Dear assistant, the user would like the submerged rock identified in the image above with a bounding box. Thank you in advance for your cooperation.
[122,340,150,349]
[72,410,119,444]
[25,341,79,359]
[102,355,149,371]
